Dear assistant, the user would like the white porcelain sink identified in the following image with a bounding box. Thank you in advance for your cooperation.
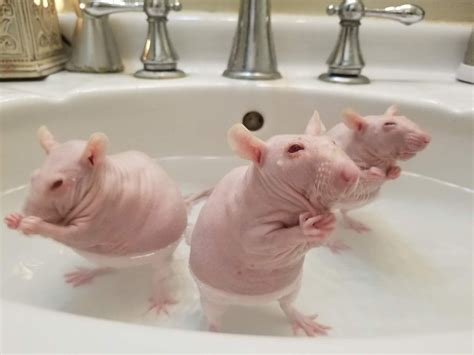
[1,12,472,353]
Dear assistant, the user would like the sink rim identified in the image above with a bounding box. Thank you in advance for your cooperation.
[3,299,472,353]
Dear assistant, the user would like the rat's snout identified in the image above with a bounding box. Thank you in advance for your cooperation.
[30,169,41,182]
[406,130,431,152]
[422,132,431,145]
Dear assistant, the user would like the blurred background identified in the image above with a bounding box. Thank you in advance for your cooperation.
[55,0,472,23]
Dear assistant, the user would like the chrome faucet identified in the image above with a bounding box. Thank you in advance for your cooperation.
[66,0,184,79]
[223,0,281,80]
[319,0,424,84]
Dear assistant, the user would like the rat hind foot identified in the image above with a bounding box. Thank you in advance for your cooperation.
[289,312,331,336]
[341,210,370,233]
[64,266,113,287]
[281,306,331,336]
[146,297,177,316]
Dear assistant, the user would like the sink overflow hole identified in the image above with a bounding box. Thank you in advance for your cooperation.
[242,111,264,131]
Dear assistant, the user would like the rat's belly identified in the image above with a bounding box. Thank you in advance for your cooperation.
[74,239,180,269]
[191,268,302,306]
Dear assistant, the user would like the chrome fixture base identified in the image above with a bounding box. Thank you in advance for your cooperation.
[134,69,185,79]
[223,0,281,81]
[67,0,184,78]
[223,70,281,81]
[319,73,370,85]
[319,0,424,84]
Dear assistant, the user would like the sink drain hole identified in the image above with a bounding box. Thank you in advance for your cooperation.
[242,111,264,131]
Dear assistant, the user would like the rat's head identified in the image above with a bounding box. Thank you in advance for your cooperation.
[24,127,108,221]
[343,105,431,161]
[228,111,360,208]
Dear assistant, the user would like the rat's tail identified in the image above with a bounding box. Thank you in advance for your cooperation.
[183,187,214,245]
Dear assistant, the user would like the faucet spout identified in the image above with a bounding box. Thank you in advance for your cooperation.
[223,0,281,80]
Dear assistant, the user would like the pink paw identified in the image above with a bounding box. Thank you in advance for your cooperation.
[64,267,109,287]
[326,239,351,254]
[386,166,401,180]
[146,297,177,316]
[366,167,386,181]
[290,312,331,337]
[4,212,23,230]
[299,212,335,241]
[18,216,42,236]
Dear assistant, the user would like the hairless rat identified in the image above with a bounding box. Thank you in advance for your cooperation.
[4,127,192,314]
[189,116,360,336]
[324,105,431,232]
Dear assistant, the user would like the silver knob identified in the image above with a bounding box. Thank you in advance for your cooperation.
[168,0,182,11]
[143,0,181,17]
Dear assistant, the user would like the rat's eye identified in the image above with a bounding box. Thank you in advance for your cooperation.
[288,144,305,153]
[384,122,397,127]
[50,179,63,190]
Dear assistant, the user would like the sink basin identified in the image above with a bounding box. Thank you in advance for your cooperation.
[1,12,472,354]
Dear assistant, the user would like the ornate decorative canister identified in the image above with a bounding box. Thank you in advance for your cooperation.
[0,0,68,79]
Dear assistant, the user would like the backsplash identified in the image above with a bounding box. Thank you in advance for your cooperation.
[55,0,472,23]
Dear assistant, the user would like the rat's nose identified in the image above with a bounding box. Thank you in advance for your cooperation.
[422,133,431,145]
[416,132,431,150]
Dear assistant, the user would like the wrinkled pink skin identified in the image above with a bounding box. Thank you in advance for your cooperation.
[326,105,431,232]
[189,116,360,335]
[4,127,187,314]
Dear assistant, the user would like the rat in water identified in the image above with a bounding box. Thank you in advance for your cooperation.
[4,127,192,314]
[189,116,361,336]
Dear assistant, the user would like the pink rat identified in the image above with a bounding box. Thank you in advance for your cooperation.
[4,127,189,314]
[324,105,431,232]
[189,116,361,336]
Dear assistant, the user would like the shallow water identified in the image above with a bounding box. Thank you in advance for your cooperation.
[1,156,472,337]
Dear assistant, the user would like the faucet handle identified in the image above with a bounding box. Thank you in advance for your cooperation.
[365,4,424,25]
[135,0,185,79]
[327,0,424,25]
[320,0,425,84]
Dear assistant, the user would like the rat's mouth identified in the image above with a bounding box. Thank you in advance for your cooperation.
[397,151,417,160]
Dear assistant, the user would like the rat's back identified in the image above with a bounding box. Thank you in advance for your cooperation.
[76,150,187,255]
[189,166,246,290]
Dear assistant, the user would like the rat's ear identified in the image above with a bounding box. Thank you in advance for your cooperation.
[37,126,59,154]
[342,109,367,132]
[305,110,326,135]
[385,105,398,116]
[227,124,266,165]
[81,133,108,167]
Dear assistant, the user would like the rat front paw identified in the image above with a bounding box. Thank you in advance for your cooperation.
[366,167,386,181]
[299,212,335,241]
[4,212,24,230]
[386,166,401,180]
[18,216,42,236]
